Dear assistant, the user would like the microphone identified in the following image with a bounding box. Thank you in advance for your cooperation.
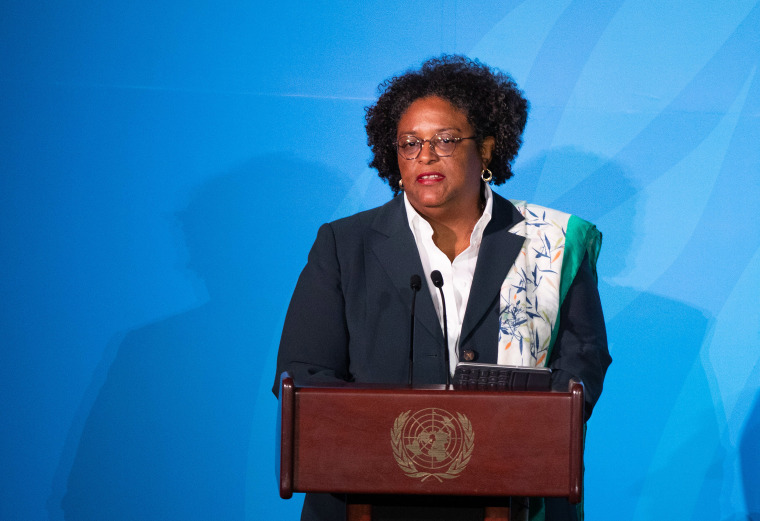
[430,270,451,386]
[408,274,422,386]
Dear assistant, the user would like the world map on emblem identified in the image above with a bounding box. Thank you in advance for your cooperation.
[397,408,466,471]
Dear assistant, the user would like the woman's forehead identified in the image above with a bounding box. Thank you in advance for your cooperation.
[396,96,471,135]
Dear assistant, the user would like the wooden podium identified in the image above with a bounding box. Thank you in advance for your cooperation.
[277,372,584,520]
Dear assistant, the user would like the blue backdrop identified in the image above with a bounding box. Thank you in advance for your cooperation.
[2,1,759,520]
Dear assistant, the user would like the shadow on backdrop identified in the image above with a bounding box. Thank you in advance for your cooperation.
[54,156,348,520]
[515,147,723,519]
[740,388,760,520]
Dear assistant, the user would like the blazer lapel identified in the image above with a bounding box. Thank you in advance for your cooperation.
[460,194,525,347]
[369,197,444,345]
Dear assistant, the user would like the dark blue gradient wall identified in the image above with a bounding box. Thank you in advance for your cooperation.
[2,2,759,520]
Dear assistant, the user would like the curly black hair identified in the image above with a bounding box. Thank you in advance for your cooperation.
[365,55,529,195]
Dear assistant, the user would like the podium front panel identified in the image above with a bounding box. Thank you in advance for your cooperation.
[280,382,583,500]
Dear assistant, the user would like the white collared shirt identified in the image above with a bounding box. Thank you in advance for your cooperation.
[403,185,494,376]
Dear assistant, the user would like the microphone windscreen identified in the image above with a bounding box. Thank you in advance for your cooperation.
[430,270,444,288]
[410,274,422,291]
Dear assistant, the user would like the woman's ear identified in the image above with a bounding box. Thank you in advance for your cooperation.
[480,136,496,168]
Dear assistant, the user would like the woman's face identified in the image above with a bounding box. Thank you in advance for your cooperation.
[396,96,493,219]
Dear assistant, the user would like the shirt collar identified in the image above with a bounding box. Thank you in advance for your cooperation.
[403,184,494,243]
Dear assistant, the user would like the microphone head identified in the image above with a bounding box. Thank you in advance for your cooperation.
[430,270,444,288]
[409,274,422,291]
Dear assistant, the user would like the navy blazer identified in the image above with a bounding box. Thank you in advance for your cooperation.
[273,192,610,414]
[273,192,611,521]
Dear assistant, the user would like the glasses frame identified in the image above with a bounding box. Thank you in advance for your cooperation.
[394,133,478,160]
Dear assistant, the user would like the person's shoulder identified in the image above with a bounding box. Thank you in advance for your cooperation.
[327,196,401,234]
[507,199,573,220]
[507,198,600,229]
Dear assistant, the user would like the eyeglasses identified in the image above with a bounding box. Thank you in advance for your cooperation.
[395,133,477,160]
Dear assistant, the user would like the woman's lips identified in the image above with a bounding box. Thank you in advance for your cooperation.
[416,172,445,184]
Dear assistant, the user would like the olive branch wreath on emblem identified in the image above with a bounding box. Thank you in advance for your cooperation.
[390,410,475,482]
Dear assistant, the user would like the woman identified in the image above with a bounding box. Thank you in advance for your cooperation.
[274,55,611,521]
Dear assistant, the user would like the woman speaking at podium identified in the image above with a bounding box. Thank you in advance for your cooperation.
[274,55,611,521]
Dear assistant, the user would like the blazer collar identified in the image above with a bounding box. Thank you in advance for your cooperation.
[460,193,525,345]
[369,196,444,343]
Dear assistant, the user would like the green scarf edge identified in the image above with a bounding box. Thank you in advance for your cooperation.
[534,215,600,521]
[545,215,602,360]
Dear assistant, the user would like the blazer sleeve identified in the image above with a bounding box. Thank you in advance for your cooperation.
[272,223,351,397]
[548,252,611,421]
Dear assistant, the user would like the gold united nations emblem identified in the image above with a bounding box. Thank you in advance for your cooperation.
[391,408,474,482]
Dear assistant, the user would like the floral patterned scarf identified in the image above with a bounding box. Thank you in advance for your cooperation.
[497,201,602,368]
